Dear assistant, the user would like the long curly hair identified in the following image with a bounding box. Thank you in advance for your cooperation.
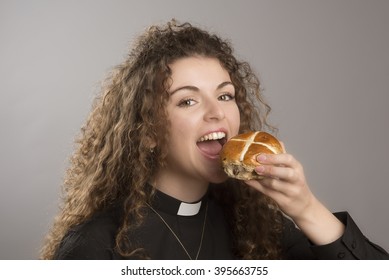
[40,20,283,260]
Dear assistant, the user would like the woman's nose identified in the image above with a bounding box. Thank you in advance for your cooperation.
[203,99,225,121]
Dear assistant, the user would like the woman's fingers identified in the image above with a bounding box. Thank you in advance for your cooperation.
[255,153,302,183]
[257,153,297,168]
[255,164,298,182]
[244,179,287,201]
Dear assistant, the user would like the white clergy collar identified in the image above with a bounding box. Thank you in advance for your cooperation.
[177,201,202,216]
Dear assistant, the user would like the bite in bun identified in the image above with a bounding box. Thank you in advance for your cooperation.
[220,131,284,180]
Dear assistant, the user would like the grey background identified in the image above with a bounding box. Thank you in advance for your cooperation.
[1,0,388,259]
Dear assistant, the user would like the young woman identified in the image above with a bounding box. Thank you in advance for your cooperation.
[40,20,388,260]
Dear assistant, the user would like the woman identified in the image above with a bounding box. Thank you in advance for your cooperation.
[40,20,388,260]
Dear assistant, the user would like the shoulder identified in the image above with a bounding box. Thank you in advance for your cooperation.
[54,209,122,260]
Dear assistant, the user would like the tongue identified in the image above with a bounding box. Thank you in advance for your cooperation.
[197,140,223,157]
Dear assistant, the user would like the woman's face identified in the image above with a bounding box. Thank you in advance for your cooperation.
[160,56,240,188]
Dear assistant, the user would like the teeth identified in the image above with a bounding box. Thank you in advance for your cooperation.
[198,132,226,142]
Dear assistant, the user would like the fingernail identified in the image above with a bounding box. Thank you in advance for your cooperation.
[257,154,266,162]
[256,165,265,174]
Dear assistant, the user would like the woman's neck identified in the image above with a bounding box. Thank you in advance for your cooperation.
[151,172,209,203]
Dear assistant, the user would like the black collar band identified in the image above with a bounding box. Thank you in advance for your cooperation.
[151,189,208,216]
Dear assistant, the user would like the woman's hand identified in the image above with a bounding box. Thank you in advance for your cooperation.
[244,146,345,245]
[245,152,314,220]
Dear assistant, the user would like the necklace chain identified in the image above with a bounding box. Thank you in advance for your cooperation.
[146,202,208,260]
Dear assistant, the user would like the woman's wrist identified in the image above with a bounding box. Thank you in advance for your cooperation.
[292,197,345,246]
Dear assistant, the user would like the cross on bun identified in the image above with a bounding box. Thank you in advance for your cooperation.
[220,131,284,180]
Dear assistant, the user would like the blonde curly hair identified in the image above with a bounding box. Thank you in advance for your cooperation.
[40,20,283,260]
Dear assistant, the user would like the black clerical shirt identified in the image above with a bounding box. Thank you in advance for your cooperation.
[54,190,389,260]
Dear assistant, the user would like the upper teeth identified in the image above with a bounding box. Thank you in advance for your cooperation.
[198,132,226,142]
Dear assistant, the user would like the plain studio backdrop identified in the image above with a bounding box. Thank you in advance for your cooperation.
[1,0,388,259]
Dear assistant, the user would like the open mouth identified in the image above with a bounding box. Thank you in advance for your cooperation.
[196,131,227,158]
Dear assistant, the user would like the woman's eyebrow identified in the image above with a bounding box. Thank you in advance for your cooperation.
[170,81,234,95]
[217,81,234,90]
[169,85,199,95]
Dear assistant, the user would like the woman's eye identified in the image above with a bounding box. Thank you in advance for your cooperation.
[178,98,197,107]
[219,93,235,101]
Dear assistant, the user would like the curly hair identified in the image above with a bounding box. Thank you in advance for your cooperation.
[40,20,283,260]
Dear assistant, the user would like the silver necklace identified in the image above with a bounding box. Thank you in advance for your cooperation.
[146,202,208,260]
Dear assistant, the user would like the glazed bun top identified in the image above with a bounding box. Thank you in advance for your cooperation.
[220,131,284,180]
